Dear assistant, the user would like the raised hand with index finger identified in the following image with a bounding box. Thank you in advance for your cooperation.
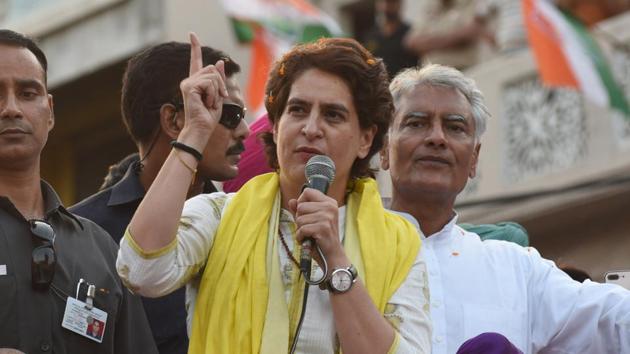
[176,32,230,154]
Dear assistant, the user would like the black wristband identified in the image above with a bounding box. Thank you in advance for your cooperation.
[170,140,203,161]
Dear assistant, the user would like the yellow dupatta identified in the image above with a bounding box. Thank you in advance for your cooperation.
[188,173,420,353]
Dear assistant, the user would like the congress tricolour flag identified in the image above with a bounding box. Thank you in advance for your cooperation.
[221,0,343,116]
[523,0,629,116]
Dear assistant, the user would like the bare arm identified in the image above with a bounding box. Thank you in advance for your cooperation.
[330,278,397,353]
[403,16,494,55]
[128,33,228,252]
[327,253,431,353]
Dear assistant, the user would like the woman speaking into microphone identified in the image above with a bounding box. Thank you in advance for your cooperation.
[117,34,430,354]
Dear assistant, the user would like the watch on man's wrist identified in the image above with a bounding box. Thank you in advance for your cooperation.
[326,264,358,294]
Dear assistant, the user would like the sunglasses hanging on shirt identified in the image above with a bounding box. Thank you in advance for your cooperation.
[30,219,56,291]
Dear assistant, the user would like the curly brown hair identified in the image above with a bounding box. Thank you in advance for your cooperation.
[261,37,393,179]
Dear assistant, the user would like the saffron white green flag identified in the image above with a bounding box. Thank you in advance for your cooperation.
[524,0,629,116]
[220,0,343,116]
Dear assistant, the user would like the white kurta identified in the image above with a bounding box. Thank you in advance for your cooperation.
[401,213,630,354]
[117,192,432,354]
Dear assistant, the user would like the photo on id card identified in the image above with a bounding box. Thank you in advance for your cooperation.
[61,297,108,343]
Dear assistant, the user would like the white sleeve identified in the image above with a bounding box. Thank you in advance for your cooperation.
[387,250,432,354]
[116,192,230,298]
[411,0,439,32]
[527,247,630,353]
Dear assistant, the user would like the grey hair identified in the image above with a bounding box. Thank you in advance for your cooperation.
[389,64,489,140]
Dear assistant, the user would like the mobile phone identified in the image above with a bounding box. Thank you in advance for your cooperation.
[605,270,630,290]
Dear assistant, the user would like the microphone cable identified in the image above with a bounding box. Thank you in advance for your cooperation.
[290,244,329,353]
[289,266,311,354]
[300,241,328,286]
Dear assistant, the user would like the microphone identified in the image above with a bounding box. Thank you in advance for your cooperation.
[300,155,336,277]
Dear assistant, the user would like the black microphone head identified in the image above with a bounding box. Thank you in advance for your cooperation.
[305,155,335,184]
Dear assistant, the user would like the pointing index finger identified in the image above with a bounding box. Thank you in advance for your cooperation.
[215,60,229,97]
[189,32,203,76]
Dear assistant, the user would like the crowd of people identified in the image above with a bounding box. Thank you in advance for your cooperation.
[1,4,630,352]
[362,0,630,78]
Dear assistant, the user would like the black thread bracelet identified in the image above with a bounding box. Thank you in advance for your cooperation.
[170,140,203,161]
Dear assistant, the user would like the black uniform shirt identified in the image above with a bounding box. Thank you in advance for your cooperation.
[0,181,157,354]
[71,165,216,354]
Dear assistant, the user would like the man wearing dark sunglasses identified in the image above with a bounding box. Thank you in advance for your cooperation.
[70,41,249,354]
[0,29,157,353]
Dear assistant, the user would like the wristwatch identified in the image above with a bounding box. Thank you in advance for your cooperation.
[326,265,358,294]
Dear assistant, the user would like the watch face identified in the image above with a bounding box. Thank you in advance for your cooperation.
[331,270,352,292]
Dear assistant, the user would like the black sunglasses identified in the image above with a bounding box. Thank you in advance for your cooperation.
[30,220,56,291]
[219,103,247,130]
[171,101,246,130]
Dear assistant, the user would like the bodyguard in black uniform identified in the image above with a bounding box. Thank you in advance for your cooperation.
[0,29,156,354]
